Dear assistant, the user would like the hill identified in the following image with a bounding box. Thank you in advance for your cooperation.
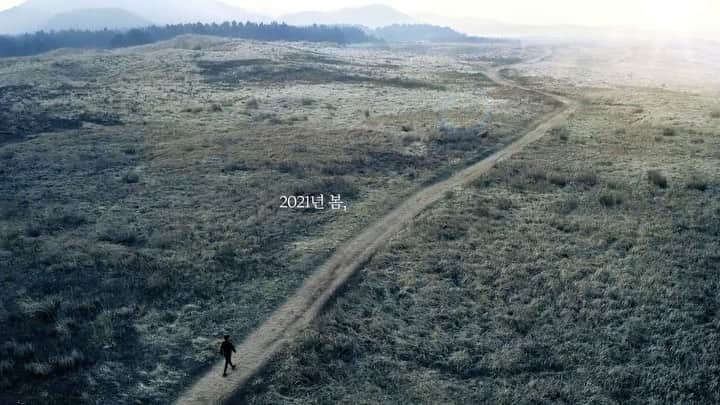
[0,0,268,34]
[42,8,150,31]
[371,24,486,43]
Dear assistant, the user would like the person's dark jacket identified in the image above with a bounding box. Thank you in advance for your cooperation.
[220,341,236,358]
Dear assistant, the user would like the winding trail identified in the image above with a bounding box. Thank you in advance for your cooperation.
[175,60,576,405]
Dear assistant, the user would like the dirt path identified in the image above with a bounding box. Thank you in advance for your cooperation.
[174,63,576,405]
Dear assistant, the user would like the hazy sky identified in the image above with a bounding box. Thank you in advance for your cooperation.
[1,0,718,38]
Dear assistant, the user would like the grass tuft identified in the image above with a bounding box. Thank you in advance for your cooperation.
[24,362,53,377]
[599,191,625,207]
[647,170,668,188]
[574,170,598,187]
[246,98,260,109]
[122,171,140,184]
[687,174,709,191]
[0,360,14,375]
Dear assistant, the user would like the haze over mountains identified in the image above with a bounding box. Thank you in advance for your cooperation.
[0,0,268,34]
[0,0,711,43]
[280,4,414,29]
[0,1,422,34]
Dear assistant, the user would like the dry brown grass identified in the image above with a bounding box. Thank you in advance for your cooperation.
[0,39,553,404]
[239,59,720,405]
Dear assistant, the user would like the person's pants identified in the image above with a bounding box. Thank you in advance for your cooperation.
[224,356,234,374]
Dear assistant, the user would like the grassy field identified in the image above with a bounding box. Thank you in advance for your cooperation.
[0,37,555,403]
[237,60,720,403]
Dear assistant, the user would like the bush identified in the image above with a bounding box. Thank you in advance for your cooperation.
[551,126,570,142]
[209,103,223,112]
[24,362,52,377]
[647,170,668,188]
[50,349,84,371]
[574,170,598,187]
[599,191,624,207]
[182,105,204,113]
[710,110,720,119]
[293,176,358,199]
[121,146,136,155]
[555,198,579,215]
[300,98,315,106]
[0,360,14,375]
[687,175,708,191]
[122,171,140,184]
[662,127,676,137]
[96,223,141,246]
[275,161,306,176]
[222,161,248,173]
[4,341,34,358]
[145,271,169,293]
[18,298,59,322]
[547,173,568,187]
[246,98,259,109]
[496,198,514,211]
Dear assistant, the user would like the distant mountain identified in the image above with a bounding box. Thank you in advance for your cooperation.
[281,4,415,28]
[0,0,269,34]
[42,8,150,31]
[371,24,485,43]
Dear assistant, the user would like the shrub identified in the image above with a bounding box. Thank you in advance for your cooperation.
[53,319,73,338]
[293,176,358,199]
[145,271,169,293]
[0,360,14,375]
[96,223,141,246]
[548,173,568,187]
[300,98,315,106]
[647,170,668,188]
[401,134,421,146]
[555,198,579,215]
[551,126,570,142]
[222,161,248,173]
[662,127,676,137]
[275,161,306,176]
[182,105,204,113]
[121,146,136,155]
[687,175,708,191]
[401,125,413,132]
[50,350,84,371]
[24,362,52,377]
[209,103,223,112]
[246,98,259,109]
[18,298,59,322]
[45,209,87,230]
[25,223,43,237]
[574,170,598,187]
[710,110,720,119]
[496,198,514,211]
[599,191,624,207]
[364,109,370,118]
[4,341,34,358]
[122,171,140,184]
